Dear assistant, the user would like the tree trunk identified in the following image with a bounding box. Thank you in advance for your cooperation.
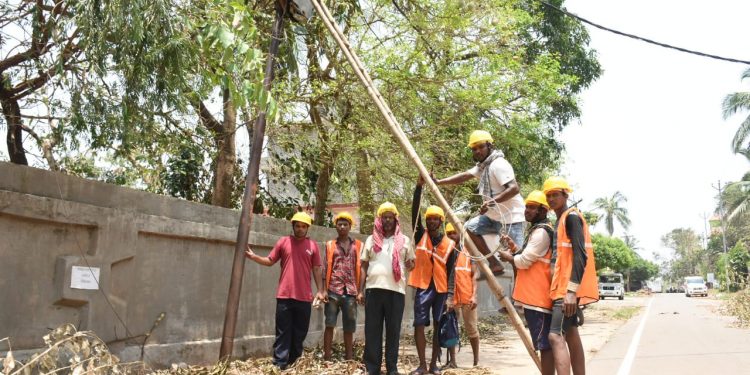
[196,89,236,208]
[311,104,333,226]
[355,147,375,234]
[212,88,237,208]
[0,92,29,165]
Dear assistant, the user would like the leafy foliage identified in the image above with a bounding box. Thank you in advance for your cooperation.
[591,233,635,273]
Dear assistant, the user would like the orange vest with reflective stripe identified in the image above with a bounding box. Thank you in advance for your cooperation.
[408,233,455,292]
[512,223,554,311]
[325,239,362,292]
[550,208,599,305]
[453,248,475,305]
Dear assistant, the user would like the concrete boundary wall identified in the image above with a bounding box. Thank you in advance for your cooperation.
[0,162,509,367]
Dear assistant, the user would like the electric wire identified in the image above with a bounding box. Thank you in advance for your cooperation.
[539,0,750,65]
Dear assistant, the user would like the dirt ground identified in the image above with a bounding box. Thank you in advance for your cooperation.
[147,295,650,374]
[394,294,650,375]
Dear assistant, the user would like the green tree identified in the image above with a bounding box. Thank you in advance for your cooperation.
[722,68,750,155]
[592,191,631,236]
[591,234,635,273]
[662,228,706,283]
[628,255,659,287]
[717,241,750,291]
[582,211,600,227]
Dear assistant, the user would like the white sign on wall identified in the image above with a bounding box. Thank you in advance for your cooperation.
[71,266,100,290]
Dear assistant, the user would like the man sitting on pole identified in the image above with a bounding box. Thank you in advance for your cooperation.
[409,177,457,375]
[432,130,525,275]
[359,202,416,375]
[322,212,362,361]
[244,212,327,370]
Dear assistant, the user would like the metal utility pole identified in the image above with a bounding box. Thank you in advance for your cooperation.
[712,180,730,290]
[700,212,709,250]
[219,2,288,360]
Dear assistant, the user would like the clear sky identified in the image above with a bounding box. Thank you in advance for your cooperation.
[560,0,750,260]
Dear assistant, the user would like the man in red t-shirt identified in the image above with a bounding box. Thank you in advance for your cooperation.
[245,212,326,370]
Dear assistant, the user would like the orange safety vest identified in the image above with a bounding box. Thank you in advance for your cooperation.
[550,208,599,305]
[408,233,455,292]
[453,248,475,305]
[512,223,554,311]
[325,239,363,292]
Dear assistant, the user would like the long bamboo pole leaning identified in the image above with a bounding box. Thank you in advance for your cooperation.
[309,0,541,371]
[219,2,287,360]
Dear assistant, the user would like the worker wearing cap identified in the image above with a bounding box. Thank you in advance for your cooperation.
[245,211,326,370]
[408,177,457,375]
[432,130,525,275]
[359,202,416,375]
[542,177,599,375]
[444,222,480,369]
[497,190,556,375]
[321,212,363,361]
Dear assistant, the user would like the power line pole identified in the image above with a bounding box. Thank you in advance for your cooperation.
[700,212,709,250]
[712,180,730,290]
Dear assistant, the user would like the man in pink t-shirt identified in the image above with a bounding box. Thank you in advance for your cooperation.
[245,212,326,370]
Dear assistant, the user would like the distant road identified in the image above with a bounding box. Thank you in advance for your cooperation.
[588,293,750,374]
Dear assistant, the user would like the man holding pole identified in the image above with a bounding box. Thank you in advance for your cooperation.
[497,190,556,375]
[409,178,457,375]
[542,177,599,375]
[432,130,525,275]
[244,212,327,370]
[322,212,362,361]
[359,202,416,375]
[444,222,480,369]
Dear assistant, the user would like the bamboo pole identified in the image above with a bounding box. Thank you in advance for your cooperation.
[309,0,541,371]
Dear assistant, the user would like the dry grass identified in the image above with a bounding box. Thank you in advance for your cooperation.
[1,324,145,375]
[722,288,750,328]
[2,318,508,375]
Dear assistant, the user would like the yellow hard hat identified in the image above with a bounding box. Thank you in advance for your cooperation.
[445,223,456,234]
[424,205,445,221]
[467,130,494,148]
[334,211,354,224]
[542,176,573,194]
[525,190,550,209]
[291,212,313,226]
[377,202,399,217]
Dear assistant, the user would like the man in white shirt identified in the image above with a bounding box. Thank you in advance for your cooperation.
[433,130,525,275]
[358,202,416,375]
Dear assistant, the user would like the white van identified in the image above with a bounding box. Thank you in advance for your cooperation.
[599,273,625,300]
[683,276,708,297]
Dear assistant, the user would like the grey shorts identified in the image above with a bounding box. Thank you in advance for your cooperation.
[324,292,358,333]
[549,298,583,336]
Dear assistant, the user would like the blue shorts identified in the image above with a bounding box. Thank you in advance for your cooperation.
[524,309,552,351]
[324,292,358,333]
[465,216,525,247]
[464,215,502,236]
[413,282,448,327]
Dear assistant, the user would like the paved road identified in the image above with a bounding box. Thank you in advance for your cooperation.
[588,293,750,374]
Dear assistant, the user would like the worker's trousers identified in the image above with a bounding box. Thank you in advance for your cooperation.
[363,288,405,375]
[272,298,311,369]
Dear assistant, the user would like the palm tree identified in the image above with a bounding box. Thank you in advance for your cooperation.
[592,191,631,236]
[722,68,750,156]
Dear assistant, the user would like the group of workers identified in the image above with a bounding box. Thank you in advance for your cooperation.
[244,130,598,375]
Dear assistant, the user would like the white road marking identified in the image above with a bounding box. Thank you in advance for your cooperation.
[616,297,654,375]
